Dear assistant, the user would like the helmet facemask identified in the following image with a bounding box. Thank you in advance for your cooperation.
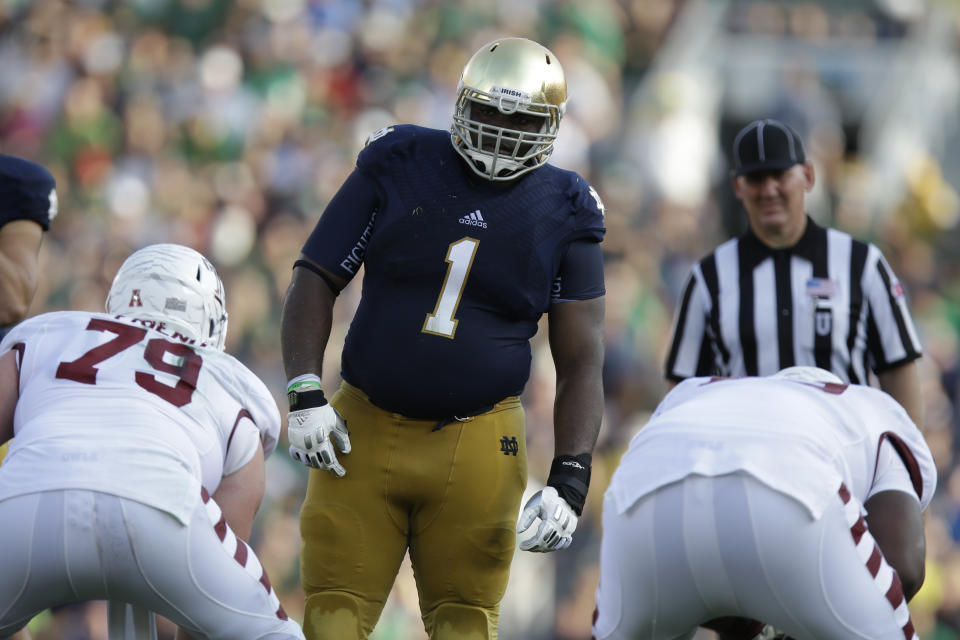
[453,88,562,180]
[105,244,228,351]
[450,38,567,181]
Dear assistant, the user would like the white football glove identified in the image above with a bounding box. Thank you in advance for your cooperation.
[287,403,351,477]
[516,486,578,552]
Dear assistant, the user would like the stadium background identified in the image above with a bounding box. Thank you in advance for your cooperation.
[3,0,960,638]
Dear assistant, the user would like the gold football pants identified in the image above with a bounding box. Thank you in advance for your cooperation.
[299,381,527,640]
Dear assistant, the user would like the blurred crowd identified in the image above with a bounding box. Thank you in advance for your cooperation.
[4,0,960,638]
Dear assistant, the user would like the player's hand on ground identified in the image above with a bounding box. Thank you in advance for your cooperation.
[751,625,791,640]
[516,486,578,552]
[287,403,351,476]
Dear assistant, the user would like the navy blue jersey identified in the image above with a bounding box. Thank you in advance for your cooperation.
[302,125,605,418]
[0,154,57,231]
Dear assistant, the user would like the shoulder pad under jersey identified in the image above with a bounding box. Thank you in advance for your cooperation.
[357,124,448,173]
[555,167,605,241]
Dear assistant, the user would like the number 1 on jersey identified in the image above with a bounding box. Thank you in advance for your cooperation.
[423,237,478,339]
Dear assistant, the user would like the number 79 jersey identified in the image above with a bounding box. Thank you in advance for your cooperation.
[0,311,281,524]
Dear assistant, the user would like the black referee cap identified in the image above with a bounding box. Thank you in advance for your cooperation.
[732,119,806,176]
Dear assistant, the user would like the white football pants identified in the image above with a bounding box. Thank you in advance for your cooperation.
[0,489,304,640]
[592,473,917,640]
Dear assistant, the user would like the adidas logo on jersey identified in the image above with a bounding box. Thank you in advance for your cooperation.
[459,210,487,228]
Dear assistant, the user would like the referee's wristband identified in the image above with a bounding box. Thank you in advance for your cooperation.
[546,453,592,517]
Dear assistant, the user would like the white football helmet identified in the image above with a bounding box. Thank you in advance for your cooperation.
[451,37,567,181]
[771,366,844,385]
[106,243,228,350]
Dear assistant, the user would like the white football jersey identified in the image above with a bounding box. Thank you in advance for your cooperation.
[0,311,281,524]
[609,376,936,519]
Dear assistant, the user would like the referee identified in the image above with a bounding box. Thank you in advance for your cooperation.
[664,118,924,428]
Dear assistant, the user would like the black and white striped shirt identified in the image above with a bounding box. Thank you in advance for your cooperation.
[665,217,922,383]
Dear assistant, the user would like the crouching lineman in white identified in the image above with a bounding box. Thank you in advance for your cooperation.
[592,366,935,640]
[0,244,305,640]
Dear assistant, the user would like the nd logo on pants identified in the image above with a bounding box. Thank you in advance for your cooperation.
[299,382,527,640]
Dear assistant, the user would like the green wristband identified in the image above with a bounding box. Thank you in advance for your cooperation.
[287,380,323,394]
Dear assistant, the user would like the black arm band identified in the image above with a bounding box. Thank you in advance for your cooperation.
[293,259,341,297]
[288,388,329,412]
[546,453,592,516]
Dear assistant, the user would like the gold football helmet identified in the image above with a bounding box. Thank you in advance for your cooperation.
[451,37,567,181]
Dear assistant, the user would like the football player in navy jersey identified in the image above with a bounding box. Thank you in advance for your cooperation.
[0,154,57,342]
[280,37,606,640]
[0,154,57,470]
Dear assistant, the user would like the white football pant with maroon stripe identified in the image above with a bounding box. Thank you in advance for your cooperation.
[592,473,917,640]
[0,489,304,640]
